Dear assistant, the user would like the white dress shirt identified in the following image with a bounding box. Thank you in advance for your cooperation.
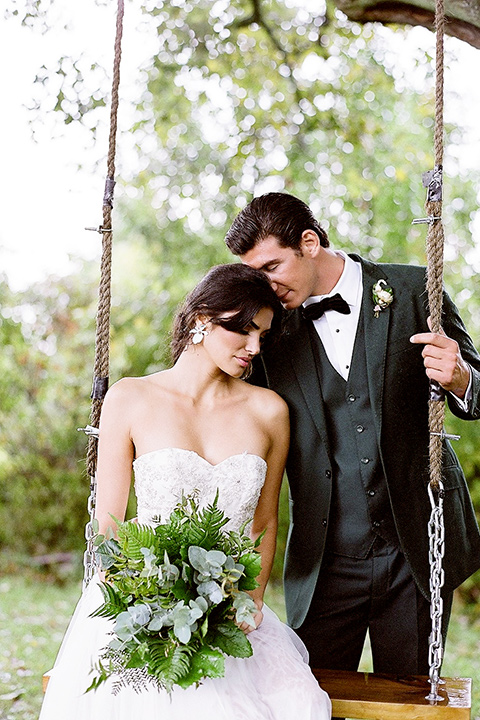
[302,250,472,408]
[303,251,362,380]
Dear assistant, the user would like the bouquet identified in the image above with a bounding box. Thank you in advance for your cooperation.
[88,493,262,694]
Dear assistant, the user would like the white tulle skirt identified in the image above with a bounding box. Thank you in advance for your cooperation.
[39,578,331,719]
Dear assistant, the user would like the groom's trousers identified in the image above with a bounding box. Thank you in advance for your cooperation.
[295,539,453,675]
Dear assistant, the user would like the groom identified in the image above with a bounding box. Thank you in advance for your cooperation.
[225,192,480,675]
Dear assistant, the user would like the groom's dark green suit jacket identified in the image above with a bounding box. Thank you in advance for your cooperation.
[257,255,480,629]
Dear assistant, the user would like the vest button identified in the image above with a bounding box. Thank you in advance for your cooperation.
[373,521,381,528]
[322,518,327,527]
[348,394,356,402]
[368,490,376,496]
[356,425,365,433]
[361,457,370,464]
[325,470,332,478]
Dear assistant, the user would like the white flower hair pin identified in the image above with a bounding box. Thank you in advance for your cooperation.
[372,280,393,318]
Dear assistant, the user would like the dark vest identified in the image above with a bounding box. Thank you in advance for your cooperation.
[308,317,398,558]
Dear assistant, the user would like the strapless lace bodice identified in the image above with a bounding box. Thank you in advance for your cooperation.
[133,448,267,530]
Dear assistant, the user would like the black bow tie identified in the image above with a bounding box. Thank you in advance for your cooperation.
[302,293,351,321]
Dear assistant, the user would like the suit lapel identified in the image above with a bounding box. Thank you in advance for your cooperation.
[354,255,391,437]
[285,312,331,448]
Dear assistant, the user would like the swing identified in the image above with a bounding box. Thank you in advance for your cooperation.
[43,0,473,716]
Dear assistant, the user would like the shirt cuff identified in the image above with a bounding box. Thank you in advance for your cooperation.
[449,365,472,412]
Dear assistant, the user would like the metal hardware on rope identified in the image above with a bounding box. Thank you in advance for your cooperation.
[77,425,100,438]
[103,176,116,208]
[429,379,445,401]
[430,430,461,441]
[412,169,443,225]
[83,0,125,589]
[423,165,443,202]
[91,375,109,400]
[411,216,442,226]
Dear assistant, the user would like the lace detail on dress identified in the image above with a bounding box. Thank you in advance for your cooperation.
[133,448,267,531]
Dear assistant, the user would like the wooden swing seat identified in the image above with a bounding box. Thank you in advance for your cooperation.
[312,668,472,719]
[42,668,472,719]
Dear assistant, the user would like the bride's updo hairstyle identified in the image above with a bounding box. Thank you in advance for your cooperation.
[171,263,282,363]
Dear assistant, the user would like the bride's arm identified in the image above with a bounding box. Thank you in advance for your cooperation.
[247,391,289,628]
[94,379,136,537]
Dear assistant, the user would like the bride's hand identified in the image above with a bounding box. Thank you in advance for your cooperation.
[238,599,264,635]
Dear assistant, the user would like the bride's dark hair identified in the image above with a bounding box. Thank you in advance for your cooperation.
[171,263,282,363]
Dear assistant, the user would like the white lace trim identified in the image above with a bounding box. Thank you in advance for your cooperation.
[134,448,267,530]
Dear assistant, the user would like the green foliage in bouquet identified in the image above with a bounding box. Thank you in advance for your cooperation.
[88,493,262,694]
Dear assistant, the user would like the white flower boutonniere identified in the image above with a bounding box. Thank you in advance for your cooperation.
[372,279,393,318]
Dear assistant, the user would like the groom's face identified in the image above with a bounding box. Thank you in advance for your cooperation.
[241,234,318,309]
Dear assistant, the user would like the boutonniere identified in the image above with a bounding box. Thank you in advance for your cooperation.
[372,280,393,318]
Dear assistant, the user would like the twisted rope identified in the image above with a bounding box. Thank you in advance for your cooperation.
[425,0,445,493]
[83,0,124,587]
[86,0,124,479]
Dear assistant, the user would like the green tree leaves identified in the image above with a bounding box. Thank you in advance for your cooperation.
[1,3,479,604]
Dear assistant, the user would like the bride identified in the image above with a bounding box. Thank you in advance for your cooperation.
[39,263,331,719]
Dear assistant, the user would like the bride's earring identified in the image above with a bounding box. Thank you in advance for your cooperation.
[189,322,210,345]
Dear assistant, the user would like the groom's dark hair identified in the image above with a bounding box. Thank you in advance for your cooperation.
[225,192,329,255]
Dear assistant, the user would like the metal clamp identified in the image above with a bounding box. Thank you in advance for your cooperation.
[85,226,113,233]
[411,216,442,226]
[103,175,115,208]
[423,165,443,203]
[91,375,109,400]
[430,430,461,441]
[429,380,445,402]
[77,425,100,438]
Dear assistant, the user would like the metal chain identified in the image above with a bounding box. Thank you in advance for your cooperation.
[80,425,100,589]
[83,475,98,588]
[426,480,445,701]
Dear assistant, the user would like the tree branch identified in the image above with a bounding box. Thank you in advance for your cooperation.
[230,0,303,104]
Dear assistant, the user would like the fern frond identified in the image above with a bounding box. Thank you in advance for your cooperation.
[147,638,193,690]
[155,524,184,559]
[116,521,158,561]
[187,497,229,549]
[89,582,128,619]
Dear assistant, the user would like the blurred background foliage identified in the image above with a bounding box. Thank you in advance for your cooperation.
[1,0,480,606]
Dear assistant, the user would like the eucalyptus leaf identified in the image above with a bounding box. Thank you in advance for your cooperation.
[233,592,257,628]
[95,538,122,571]
[196,580,224,604]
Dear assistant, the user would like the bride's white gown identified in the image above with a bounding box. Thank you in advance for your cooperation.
[40,448,331,719]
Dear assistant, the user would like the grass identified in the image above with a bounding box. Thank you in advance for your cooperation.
[0,573,81,720]
[443,609,480,705]
[1,573,478,719]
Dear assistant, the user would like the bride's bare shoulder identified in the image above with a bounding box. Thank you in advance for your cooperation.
[242,382,289,424]
[104,372,170,407]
